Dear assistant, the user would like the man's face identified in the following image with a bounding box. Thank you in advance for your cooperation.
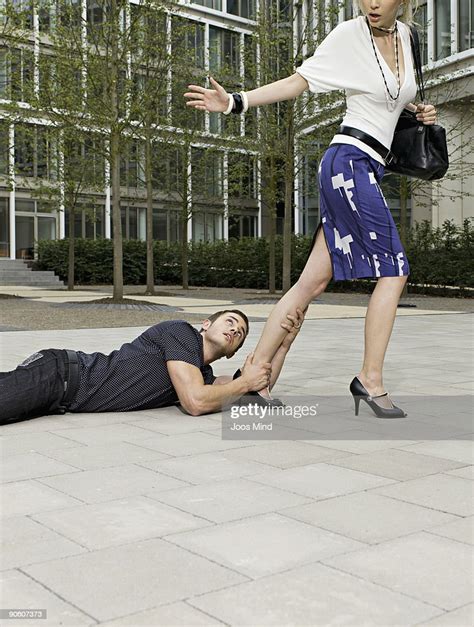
[203,313,248,358]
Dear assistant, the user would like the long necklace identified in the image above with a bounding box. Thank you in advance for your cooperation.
[366,16,401,102]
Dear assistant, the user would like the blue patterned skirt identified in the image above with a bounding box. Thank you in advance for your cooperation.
[316,143,410,281]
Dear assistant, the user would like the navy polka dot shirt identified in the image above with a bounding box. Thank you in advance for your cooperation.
[69,321,216,413]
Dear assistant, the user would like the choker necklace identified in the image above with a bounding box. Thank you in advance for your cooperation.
[371,23,397,34]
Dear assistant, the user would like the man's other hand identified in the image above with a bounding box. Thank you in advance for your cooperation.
[280,307,306,350]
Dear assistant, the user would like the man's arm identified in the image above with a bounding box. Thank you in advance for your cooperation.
[167,353,271,416]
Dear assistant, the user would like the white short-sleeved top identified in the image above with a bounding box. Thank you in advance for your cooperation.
[295,16,418,165]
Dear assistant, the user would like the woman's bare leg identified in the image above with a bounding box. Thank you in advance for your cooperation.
[252,226,333,365]
[357,275,408,408]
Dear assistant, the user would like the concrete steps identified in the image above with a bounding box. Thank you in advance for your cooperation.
[0,259,64,287]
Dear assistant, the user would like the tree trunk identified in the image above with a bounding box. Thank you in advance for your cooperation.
[144,132,155,295]
[282,102,294,294]
[67,197,75,291]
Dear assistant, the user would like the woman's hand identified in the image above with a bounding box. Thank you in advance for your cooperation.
[280,307,306,350]
[183,76,230,113]
[415,103,437,125]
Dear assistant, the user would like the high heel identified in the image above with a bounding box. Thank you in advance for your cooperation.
[350,376,407,419]
[233,369,284,407]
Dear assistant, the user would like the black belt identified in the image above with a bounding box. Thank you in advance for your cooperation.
[57,349,80,413]
[338,125,396,165]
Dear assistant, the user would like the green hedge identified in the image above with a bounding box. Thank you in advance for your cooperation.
[36,218,474,293]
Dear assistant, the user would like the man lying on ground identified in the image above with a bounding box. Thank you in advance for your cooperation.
[0,308,305,424]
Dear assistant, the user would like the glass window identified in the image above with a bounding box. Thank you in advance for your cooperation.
[192,148,223,198]
[9,0,33,30]
[16,198,35,212]
[192,212,205,242]
[15,125,58,180]
[0,122,8,175]
[38,0,52,32]
[414,2,428,65]
[191,0,222,10]
[459,0,474,52]
[209,27,240,76]
[169,211,180,242]
[172,16,205,70]
[0,48,8,99]
[228,153,257,199]
[128,207,138,239]
[153,210,167,241]
[228,214,257,239]
[435,1,451,59]
[38,216,56,241]
[120,141,144,189]
[227,0,256,20]
[0,197,9,257]
[344,0,354,20]
[14,125,34,177]
[15,215,34,259]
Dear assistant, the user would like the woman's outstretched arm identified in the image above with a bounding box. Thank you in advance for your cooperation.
[184,73,308,113]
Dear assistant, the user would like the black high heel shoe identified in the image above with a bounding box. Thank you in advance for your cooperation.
[233,369,284,407]
[349,376,407,418]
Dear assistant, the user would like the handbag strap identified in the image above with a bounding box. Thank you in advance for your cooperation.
[408,25,426,103]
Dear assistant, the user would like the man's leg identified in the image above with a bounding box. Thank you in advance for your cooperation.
[0,350,66,425]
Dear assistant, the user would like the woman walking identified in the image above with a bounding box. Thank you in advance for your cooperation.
[184,0,437,418]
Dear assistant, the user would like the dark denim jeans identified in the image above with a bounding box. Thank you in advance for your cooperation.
[0,349,67,424]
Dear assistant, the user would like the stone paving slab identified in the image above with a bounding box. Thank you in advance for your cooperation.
[372,473,474,516]
[420,603,474,626]
[426,515,474,545]
[188,562,442,626]
[0,314,473,625]
[137,451,273,485]
[165,512,364,579]
[36,463,189,504]
[323,532,473,610]
[246,462,396,500]
[22,539,248,623]
[98,601,225,626]
[31,495,212,550]
[0,515,87,571]
[280,491,459,545]
[1,569,94,626]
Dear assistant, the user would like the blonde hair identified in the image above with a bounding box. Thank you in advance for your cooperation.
[353,1,419,25]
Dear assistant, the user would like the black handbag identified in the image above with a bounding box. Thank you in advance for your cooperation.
[385,26,449,181]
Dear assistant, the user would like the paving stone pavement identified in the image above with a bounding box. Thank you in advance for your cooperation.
[0,313,473,626]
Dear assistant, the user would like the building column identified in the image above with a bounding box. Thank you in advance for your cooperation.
[427,0,434,63]
[257,154,262,237]
[58,131,65,238]
[187,145,193,242]
[8,124,15,259]
[223,151,229,240]
[293,142,300,235]
[104,150,111,239]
